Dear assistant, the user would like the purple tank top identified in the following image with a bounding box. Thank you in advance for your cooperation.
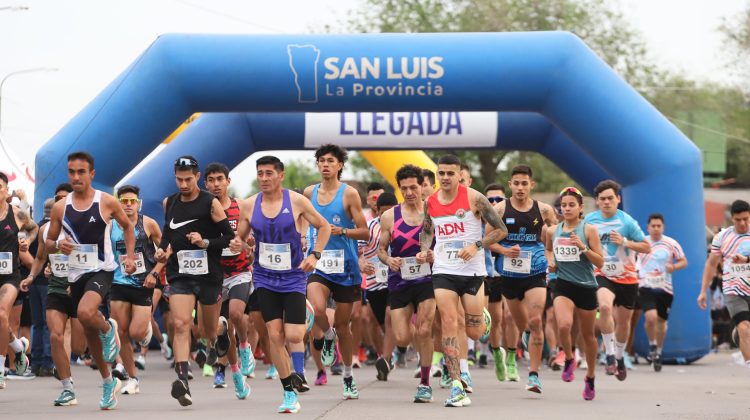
[388,204,431,291]
[251,189,306,294]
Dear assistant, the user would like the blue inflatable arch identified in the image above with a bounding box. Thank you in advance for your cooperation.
[35,32,707,361]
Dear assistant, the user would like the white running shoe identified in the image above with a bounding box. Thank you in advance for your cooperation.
[120,377,140,395]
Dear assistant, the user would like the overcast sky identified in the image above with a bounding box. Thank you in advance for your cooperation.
[0,0,746,197]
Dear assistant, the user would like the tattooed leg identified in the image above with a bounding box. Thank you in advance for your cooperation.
[442,336,460,381]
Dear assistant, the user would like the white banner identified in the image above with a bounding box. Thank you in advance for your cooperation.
[304,112,498,148]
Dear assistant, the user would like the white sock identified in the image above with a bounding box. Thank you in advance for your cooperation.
[9,338,24,353]
[324,328,336,340]
[745,359,750,369]
[615,341,626,359]
[656,346,663,355]
[602,333,615,356]
[467,338,475,349]
[0,355,5,370]
[343,365,353,378]
[459,359,469,373]
[61,377,74,391]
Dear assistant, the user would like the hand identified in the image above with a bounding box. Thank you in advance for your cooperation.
[143,272,156,289]
[19,275,33,292]
[731,254,749,264]
[386,256,402,272]
[505,244,521,258]
[229,237,244,254]
[14,189,26,201]
[697,291,707,310]
[570,232,585,250]
[187,232,205,247]
[43,264,51,278]
[416,251,430,265]
[123,255,136,275]
[155,248,168,264]
[330,225,344,236]
[609,230,624,246]
[18,238,29,253]
[548,261,556,273]
[299,254,319,272]
[246,234,256,248]
[426,250,435,264]
[665,263,675,273]
[458,243,479,262]
[58,237,75,255]
[359,259,375,276]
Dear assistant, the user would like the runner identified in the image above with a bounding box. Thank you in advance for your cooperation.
[584,179,650,380]
[364,182,385,221]
[44,152,137,410]
[232,155,331,413]
[19,184,85,405]
[698,200,750,370]
[155,156,237,407]
[491,166,556,393]
[545,187,604,401]
[304,144,369,400]
[378,165,437,403]
[421,169,436,200]
[204,162,252,398]
[108,184,162,395]
[637,213,687,372]
[417,154,508,407]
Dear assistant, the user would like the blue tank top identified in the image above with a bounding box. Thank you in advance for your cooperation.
[495,200,547,278]
[111,214,155,287]
[62,190,116,281]
[387,204,430,291]
[251,189,307,294]
[552,222,597,288]
[309,183,359,286]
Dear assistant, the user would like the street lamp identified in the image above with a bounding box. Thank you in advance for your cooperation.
[0,67,58,134]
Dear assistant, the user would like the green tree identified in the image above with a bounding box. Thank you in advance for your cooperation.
[343,0,665,190]
[720,4,750,90]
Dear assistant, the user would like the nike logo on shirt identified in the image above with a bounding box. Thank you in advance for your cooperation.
[169,218,198,229]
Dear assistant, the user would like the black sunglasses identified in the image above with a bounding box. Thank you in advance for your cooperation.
[488,196,504,204]
[175,157,198,168]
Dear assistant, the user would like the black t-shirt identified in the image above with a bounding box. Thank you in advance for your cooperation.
[164,191,223,283]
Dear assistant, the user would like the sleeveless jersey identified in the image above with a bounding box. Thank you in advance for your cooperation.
[309,183,359,286]
[495,200,547,278]
[62,190,116,282]
[220,198,251,279]
[43,223,68,296]
[711,226,750,297]
[552,222,597,288]
[111,214,155,287]
[251,189,306,294]
[388,204,431,291]
[0,204,20,282]
[427,185,486,276]
[164,191,223,283]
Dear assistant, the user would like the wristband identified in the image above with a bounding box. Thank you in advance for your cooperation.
[622,238,628,248]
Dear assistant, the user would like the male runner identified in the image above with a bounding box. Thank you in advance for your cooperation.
[417,155,508,407]
[637,213,687,371]
[204,162,252,398]
[155,156,236,407]
[379,165,437,403]
[44,152,136,409]
[698,200,750,369]
[584,180,650,380]
[364,182,385,221]
[491,165,556,393]
[233,155,331,413]
[422,169,436,200]
[304,144,369,400]
[108,184,162,395]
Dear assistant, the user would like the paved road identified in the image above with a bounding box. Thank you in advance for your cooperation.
[1,351,747,419]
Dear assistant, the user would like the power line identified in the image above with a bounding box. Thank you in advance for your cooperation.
[666,115,750,145]
[173,0,286,33]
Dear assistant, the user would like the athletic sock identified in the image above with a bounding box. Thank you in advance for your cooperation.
[420,365,430,386]
[459,359,469,373]
[343,364,353,378]
[614,341,626,359]
[280,375,294,392]
[313,338,324,351]
[324,328,336,340]
[432,351,443,366]
[397,346,407,355]
[507,348,517,364]
[602,333,615,355]
[291,351,305,375]
[61,377,74,391]
[9,338,23,353]
[231,363,240,373]
[656,346,663,355]
[0,355,5,370]
[103,375,113,384]
[745,360,750,369]
[175,361,190,381]
[240,341,250,350]
[217,363,226,374]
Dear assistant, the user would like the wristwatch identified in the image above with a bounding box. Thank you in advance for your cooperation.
[202,239,209,248]
[475,240,483,250]
[341,228,348,237]
[149,271,159,280]
[312,251,321,260]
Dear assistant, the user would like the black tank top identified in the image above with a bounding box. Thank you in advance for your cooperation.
[502,200,544,244]
[164,190,223,283]
[0,205,20,281]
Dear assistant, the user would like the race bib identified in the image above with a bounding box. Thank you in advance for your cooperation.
[316,249,344,274]
[554,238,580,262]
[602,256,624,277]
[0,252,12,275]
[726,263,750,279]
[69,244,98,270]
[400,256,431,280]
[503,251,532,274]
[643,272,667,289]
[259,242,292,271]
[119,252,146,276]
[369,256,388,283]
[437,241,467,265]
[49,254,68,277]
[221,247,240,257]
[177,250,209,275]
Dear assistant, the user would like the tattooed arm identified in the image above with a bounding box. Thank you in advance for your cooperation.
[416,200,434,264]
[539,202,557,226]
[14,207,38,242]
[473,190,508,248]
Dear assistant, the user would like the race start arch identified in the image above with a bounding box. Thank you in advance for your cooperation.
[34,32,707,361]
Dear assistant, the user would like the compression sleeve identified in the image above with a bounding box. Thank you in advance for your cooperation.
[207,218,235,252]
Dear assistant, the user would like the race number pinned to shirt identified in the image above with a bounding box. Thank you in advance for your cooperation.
[119,252,146,276]
[726,263,750,279]
[259,242,292,271]
[602,256,624,277]
[437,241,467,266]
[177,250,209,275]
[369,256,388,283]
[69,244,98,270]
[316,249,344,274]
[503,251,532,274]
[0,252,11,275]
[554,238,580,262]
[401,256,431,280]
[49,254,69,277]
[221,247,240,257]
[643,272,667,290]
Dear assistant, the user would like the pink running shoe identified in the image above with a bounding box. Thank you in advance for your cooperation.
[561,358,576,382]
[582,377,595,401]
[315,369,328,386]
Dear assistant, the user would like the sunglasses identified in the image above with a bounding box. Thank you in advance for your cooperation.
[488,196,504,204]
[175,157,198,168]
[559,186,583,197]
[119,198,140,205]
